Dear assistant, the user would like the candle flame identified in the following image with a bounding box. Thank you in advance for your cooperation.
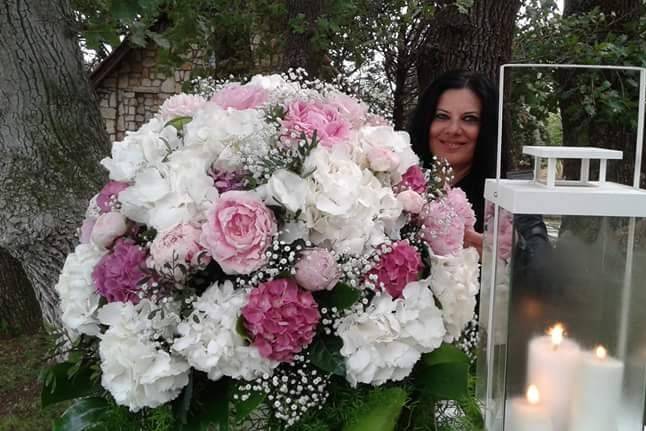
[527,385,541,405]
[548,323,565,348]
[595,345,607,359]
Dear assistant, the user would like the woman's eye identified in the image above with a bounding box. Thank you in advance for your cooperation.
[434,113,449,120]
[464,115,480,123]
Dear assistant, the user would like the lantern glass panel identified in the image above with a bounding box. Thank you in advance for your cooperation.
[478,207,646,431]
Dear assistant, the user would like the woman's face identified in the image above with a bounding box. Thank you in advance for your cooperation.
[428,88,482,176]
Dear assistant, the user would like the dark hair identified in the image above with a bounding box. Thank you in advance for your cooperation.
[409,70,508,230]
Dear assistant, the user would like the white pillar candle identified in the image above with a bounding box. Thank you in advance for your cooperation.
[569,345,624,431]
[506,385,553,431]
[527,324,580,431]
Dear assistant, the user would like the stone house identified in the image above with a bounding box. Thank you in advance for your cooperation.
[91,42,201,142]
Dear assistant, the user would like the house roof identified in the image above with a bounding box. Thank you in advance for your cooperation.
[90,41,132,87]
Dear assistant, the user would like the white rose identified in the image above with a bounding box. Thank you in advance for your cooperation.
[263,169,309,213]
[367,147,400,172]
[397,190,425,214]
[357,126,419,180]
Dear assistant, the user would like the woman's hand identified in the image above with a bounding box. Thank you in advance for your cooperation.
[464,228,483,257]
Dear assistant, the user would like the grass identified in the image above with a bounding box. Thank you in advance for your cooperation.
[0,330,68,431]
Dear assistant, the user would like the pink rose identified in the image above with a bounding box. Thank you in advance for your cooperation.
[367,147,400,172]
[327,92,368,126]
[421,199,464,256]
[201,191,277,275]
[397,190,425,214]
[159,94,207,120]
[210,84,268,110]
[91,212,128,249]
[365,241,422,298]
[242,279,320,362]
[395,165,427,194]
[294,248,340,291]
[497,209,514,261]
[445,187,476,230]
[150,223,210,279]
[281,100,351,147]
[79,217,96,244]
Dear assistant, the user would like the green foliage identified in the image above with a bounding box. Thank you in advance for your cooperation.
[307,335,346,376]
[510,1,645,160]
[342,387,408,431]
[41,360,100,407]
[414,345,470,401]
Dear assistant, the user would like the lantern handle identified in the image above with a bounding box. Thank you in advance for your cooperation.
[497,64,646,189]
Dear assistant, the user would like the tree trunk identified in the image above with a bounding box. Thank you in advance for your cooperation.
[0,0,110,329]
[281,0,326,77]
[416,0,521,89]
[0,248,42,335]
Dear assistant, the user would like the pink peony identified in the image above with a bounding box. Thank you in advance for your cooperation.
[79,217,96,244]
[208,168,246,193]
[242,279,320,362]
[421,199,465,256]
[397,190,425,214]
[96,181,129,214]
[497,208,514,261]
[395,165,427,194]
[149,223,210,279]
[201,191,277,275]
[294,248,340,292]
[92,239,147,303]
[327,92,368,126]
[210,84,268,110]
[281,100,351,147]
[365,241,422,298]
[159,94,207,120]
[91,212,128,249]
[367,147,400,172]
[445,187,476,230]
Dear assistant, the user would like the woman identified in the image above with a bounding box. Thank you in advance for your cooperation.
[409,70,547,257]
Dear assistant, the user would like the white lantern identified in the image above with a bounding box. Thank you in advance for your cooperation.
[477,64,646,431]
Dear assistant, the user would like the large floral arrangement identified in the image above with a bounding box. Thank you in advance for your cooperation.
[44,72,481,430]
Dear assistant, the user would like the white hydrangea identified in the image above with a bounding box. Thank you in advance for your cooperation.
[55,243,107,339]
[428,247,481,342]
[173,281,277,381]
[337,281,446,386]
[98,300,190,412]
[302,147,402,255]
[101,118,181,182]
[117,156,218,230]
[183,103,269,166]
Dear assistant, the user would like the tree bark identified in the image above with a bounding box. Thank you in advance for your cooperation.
[416,0,521,89]
[281,0,326,77]
[0,0,110,329]
[0,248,42,335]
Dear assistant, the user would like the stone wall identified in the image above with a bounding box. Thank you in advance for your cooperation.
[95,46,195,142]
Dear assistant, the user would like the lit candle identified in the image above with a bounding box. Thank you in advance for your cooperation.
[506,385,553,431]
[569,345,624,431]
[527,323,581,431]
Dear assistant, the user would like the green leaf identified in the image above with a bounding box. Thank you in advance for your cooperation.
[41,362,99,408]
[174,371,194,426]
[180,378,230,431]
[232,389,266,421]
[52,397,111,431]
[414,345,470,400]
[342,387,408,431]
[110,0,141,20]
[235,316,251,343]
[421,344,469,367]
[308,335,345,376]
[315,283,360,312]
[165,116,193,130]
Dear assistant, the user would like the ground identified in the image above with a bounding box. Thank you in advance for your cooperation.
[0,331,67,431]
